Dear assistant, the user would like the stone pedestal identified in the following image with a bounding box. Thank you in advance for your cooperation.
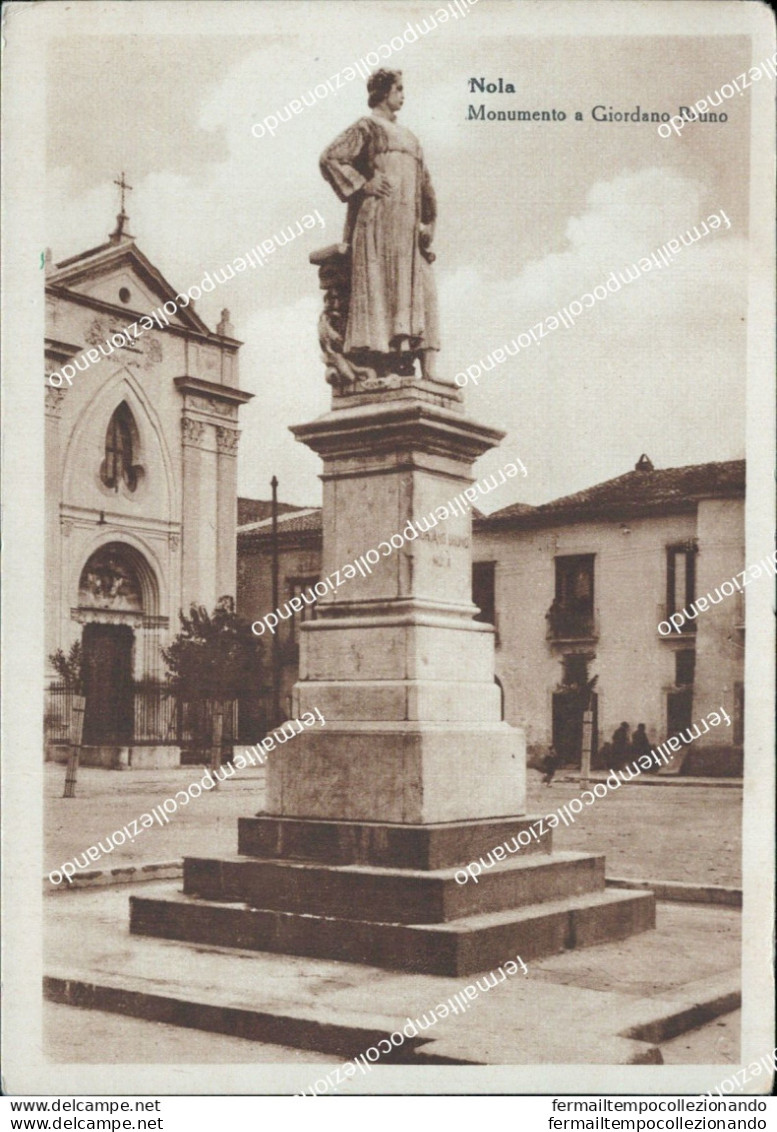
[268,385,524,824]
[131,376,655,975]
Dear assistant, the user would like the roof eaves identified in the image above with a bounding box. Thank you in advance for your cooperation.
[237,507,322,534]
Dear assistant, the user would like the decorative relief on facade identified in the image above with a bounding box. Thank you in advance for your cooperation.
[45,387,68,416]
[85,316,162,366]
[181,416,206,446]
[143,336,163,368]
[187,394,237,419]
[86,317,140,355]
[168,532,180,552]
[85,318,111,347]
[78,546,143,611]
[215,426,240,455]
[71,606,145,627]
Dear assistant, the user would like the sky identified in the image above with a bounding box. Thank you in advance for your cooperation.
[47,6,752,512]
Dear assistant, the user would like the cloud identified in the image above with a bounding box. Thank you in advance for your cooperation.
[438,167,746,509]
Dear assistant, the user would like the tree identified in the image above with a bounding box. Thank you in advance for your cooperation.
[161,596,263,754]
[49,641,86,797]
[49,640,85,696]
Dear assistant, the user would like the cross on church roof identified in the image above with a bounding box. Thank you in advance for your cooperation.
[114,171,133,213]
[110,171,134,242]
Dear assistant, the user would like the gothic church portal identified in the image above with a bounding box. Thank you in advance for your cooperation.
[44,202,252,766]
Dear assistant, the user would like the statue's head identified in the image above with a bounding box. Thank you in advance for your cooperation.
[367,69,403,109]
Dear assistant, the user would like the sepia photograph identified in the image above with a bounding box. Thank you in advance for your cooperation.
[1,0,775,1104]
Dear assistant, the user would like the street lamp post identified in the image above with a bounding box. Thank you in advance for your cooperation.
[271,475,281,728]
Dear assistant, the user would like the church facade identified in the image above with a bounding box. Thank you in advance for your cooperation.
[44,212,252,766]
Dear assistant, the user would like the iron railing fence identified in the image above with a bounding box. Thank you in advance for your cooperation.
[45,682,248,756]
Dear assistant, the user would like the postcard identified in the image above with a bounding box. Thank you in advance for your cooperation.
[1,0,774,1100]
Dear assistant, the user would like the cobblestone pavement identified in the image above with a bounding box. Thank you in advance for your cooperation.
[45,761,741,887]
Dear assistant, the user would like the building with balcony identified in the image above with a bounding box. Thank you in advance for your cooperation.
[476,455,745,775]
[237,456,745,775]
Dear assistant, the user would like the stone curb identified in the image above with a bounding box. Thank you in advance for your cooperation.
[618,976,741,1045]
[556,775,743,789]
[43,972,663,1066]
[606,877,742,907]
[43,975,429,1063]
[408,1033,662,1065]
[45,861,183,892]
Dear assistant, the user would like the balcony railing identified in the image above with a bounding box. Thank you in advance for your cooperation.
[546,608,599,642]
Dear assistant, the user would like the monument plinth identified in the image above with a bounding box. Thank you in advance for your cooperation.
[270,389,525,824]
[131,367,654,974]
[130,69,654,976]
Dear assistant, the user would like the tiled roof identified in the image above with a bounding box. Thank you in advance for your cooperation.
[486,458,745,526]
[238,508,322,537]
[485,501,535,520]
[239,504,495,541]
[237,498,310,526]
[236,459,743,544]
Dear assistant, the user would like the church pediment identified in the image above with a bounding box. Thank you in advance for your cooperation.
[48,241,212,336]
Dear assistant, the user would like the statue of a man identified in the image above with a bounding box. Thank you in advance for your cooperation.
[320,69,439,381]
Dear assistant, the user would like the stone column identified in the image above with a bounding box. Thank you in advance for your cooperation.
[45,386,68,669]
[215,426,240,600]
[175,377,252,610]
[180,414,205,606]
[266,385,526,825]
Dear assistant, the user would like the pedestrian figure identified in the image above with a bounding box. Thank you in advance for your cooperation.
[541,744,561,785]
[611,722,630,769]
[630,722,656,771]
[545,597,563,637]
[631,723,650,758]
[599,740,615,770]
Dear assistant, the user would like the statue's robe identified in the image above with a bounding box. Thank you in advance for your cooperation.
[320,113,439,357]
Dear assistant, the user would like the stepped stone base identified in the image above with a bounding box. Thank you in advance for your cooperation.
[180,849,605,924]
[130,815,656,976]
[236,814,551,869]
[131,886,654,977]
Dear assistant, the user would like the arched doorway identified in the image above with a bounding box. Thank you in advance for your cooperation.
[76,543,152,745]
